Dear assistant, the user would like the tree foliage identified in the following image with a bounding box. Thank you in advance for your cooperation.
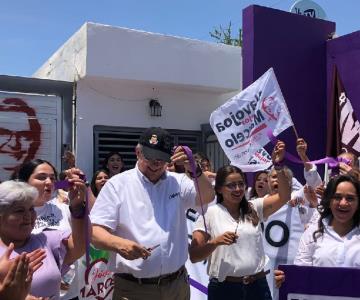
[209,21,242,47]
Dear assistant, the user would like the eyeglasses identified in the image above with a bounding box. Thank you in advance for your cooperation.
[332,193,358,203]
[224,181,246,191]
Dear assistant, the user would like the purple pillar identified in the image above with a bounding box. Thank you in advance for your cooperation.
[243,5,335,180]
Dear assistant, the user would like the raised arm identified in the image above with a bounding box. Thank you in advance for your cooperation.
[296,138,312,171]
[297,138,322,188]
[263,141,291,219]
[63,168,92,265]
[171,147,215,206]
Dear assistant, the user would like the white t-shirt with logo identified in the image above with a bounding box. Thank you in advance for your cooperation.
[33,198,79,300]
[33,199,71,233]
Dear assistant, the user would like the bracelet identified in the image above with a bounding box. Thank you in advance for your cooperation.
[69,203,86,219]
[188,163,203,179]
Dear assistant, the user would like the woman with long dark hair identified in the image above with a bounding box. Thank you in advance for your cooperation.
[102,152,124,177]
[189,141,291,300]
[88,168,110,210]
[17,159,88,300]
[90,169,110,198]
[275,174,360,287]
[17,159,71,233]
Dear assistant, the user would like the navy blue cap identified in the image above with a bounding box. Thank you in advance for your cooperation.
[139,127,173,162]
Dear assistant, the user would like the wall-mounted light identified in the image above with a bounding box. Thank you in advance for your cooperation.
[149,99,162,117]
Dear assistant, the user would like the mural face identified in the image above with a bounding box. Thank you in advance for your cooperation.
[0,98,41,180]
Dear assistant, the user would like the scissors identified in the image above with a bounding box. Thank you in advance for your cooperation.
[147,244,160,251]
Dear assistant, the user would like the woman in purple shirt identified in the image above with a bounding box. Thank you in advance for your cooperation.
[0,169,89,300]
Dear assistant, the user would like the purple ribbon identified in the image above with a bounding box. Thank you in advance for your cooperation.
[177,147,209,295]
[182,146,208,233]
[54,173,86,189]
[266,130,350,168]
[54,174,90,268]
[53,180,72,190]
[189,277,208,295]
[85,187,90,268]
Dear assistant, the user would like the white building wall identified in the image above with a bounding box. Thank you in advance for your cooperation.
[76,79,238,178]
[33,22,242,178]
[34,24,87,81]
[85,22,241,92]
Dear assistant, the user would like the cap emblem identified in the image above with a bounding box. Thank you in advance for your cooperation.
[149,134,158,145]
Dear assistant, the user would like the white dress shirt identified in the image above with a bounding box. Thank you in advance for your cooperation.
[90,165,197,277]
[304,164,323,188]
[295,217,360,267]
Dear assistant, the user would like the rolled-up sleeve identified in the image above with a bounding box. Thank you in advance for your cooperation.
[179,174,197,210]
[90,180,121,231]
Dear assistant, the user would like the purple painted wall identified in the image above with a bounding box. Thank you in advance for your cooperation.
[243,5,335,180]
[327,31,360,115]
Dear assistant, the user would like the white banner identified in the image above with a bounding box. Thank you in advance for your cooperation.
[186,209,208,300]
[232,147,273,172]
[339,91,360,155]
[210,68,293,171]
[263,203,305,300]
[76,247,114,300]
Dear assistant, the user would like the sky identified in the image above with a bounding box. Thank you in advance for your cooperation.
[1,0,359,77]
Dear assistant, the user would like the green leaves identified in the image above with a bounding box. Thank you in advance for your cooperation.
[209,21,242,47]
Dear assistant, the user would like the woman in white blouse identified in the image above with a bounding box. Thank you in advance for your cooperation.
[275,174,360,287]
[189,141,291,300]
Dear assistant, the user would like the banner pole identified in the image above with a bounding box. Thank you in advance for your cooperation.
[324,163,329,185]
[282,97,299,140]
[283,105,299,140]
[291,125,300,140]
[272,67,300,140]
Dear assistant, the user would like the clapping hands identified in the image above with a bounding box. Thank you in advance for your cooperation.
[0,243,46,300]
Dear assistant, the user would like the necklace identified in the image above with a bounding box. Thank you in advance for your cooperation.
[234,220,239,234]
[233,217,241,243]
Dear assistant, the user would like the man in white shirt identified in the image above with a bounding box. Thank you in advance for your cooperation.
[90,127,214,300]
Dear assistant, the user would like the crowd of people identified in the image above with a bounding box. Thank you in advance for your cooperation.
[0,126,359,300]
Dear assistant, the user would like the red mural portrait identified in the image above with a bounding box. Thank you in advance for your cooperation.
[0,98,41,180]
